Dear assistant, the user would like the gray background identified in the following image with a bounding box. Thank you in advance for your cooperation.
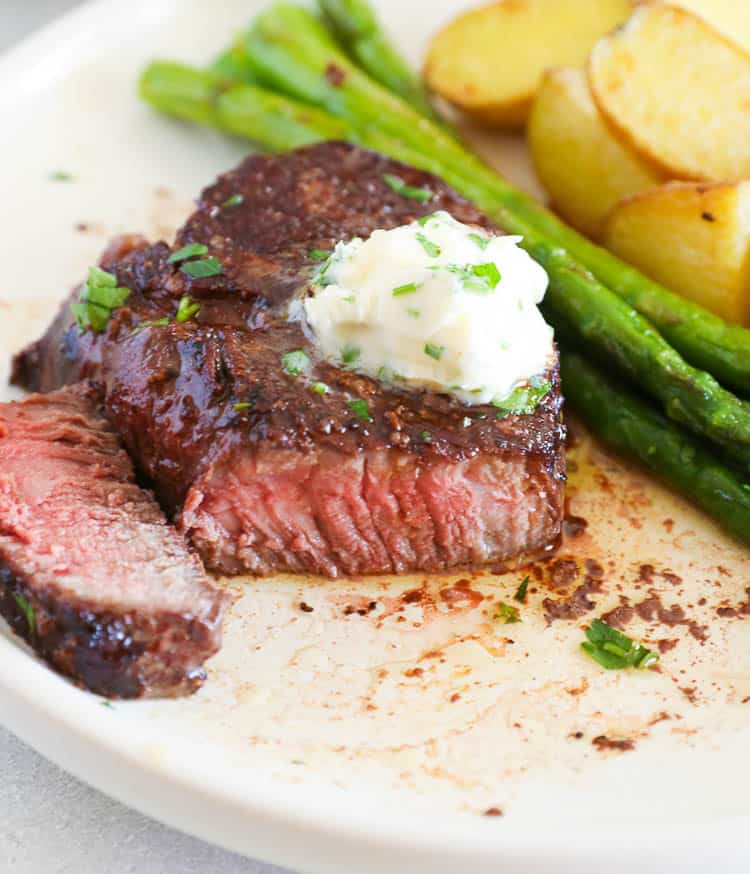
[0,3,286,871]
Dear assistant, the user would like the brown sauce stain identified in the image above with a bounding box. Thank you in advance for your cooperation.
[592,735,635,753]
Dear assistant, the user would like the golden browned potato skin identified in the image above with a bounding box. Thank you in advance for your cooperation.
[603,181,750,326]
[424,0,631,130]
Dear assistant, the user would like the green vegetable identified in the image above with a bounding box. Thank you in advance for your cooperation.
[492,380,551,419]
[424,342,445,361]
[421,430,432,443]
[581,619,659,671]
[12,592,35,636]
[514,576,529,603]
[415,232,440,258]
[131,316,170,334]
[494,602,521,624]
[560,348,750,548]
[233,401,253,410]
[168,242,208,264]
[317,0,440,122]
[176,295,201,323]
[393,282,419,297]
[180,256,223,278]
[309,247,330,260]
[222,193,244,207]
[348,398,370,420]
[312,381,329,393]
[70,266,131,333]
[383,174,433,203]
[468,232,491,250]
[282,349,310,375]
[341,344,361,365]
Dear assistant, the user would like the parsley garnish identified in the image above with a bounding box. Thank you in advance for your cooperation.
[312,382,329,394]
[494,602,521,624]
[493,380,551,419]
[341,344,361,365]
[421,430,432,443]
[13,592,35,636]
[348,399,370,421]
[167,243,208,264]
[131,317,170,334]
[50,170,74,182]
[100,700,115,709]
[581,619,660,670]
[233,402,253,411]
[309,248,330,261]
[514,576,529,603]
[70,266,131,333]
[424,342,445,361]
[468,232,491,250]
[417,214,435,227]
[393,282,419,297]
[180,257,223,278]
[176,295,201,323]
[437,263,501,294]
[416,233,441,258]
[383,174,433,203]
[407,307,420,318]
[222,194,243,208]
[282,349,310,376]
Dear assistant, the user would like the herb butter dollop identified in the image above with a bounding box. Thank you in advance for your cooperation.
[302,211,553,406]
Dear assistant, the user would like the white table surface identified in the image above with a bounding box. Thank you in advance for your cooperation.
[0,4,287,871]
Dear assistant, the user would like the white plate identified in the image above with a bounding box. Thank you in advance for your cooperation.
[1,2,749,872]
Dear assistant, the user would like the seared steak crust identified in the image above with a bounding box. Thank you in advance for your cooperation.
[12,142,565,577]
[0,384,229,697]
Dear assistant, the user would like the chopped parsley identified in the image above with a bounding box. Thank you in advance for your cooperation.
[341,344,361,366]
[309,248,330,261]
[348,399,370,421]
[100,700,115,709]
[222,194,244,208]
[282,349,310,376]
[494,602,521,624]
[468,232,491,250]
[416,232,441,258]
[233,402,253,411]
[311,382,329,394]
[492,379,551,419]
[180,256,223,278]
[514,576,529,603]
[393,282,419,297]
[167,242,208,264]
[407,307,421,318]
[50,170,74,182]
[437,263,501,294]
[581,619,660,670]
[417,214,435,227]
[131,317,170,334]
[13,592,35,636]
[70,266,131,333]
[421,430,432,443]
[176,295,201,323]
[383,174,433,203]
[424,342,445,361]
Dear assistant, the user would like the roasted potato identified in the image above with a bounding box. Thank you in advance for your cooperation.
[589,4,750,182]
[424,0,632,129]
[527,67,661,238]
[635,0,750,53]
[603,181,750,325]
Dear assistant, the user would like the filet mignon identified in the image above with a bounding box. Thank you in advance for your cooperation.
[13,142,565,578]
[0,383,229,698]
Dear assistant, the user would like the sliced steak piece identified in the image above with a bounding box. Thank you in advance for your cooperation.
[0,384,229,698]
[12,142,565,578]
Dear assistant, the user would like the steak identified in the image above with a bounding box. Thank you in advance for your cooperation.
[0,383,229,698]
[13,142,565,578]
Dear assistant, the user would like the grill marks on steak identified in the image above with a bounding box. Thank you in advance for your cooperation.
[12,142,566,578]
[0,384,229,698]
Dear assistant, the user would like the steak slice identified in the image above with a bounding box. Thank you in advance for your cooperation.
[12,142,565,578]
[0,383,229,698]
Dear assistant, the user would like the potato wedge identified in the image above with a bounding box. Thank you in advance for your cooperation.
[603,182,750,325]
[424,0,632,129]
[527,67,661,238]
[635,0,750,53]
[589,4,750,182]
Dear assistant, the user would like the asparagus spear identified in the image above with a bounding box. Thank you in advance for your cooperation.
[138,60,750,468]
[560,348,750,547]
[317,0,439,122]
[211,42,257,83]
[241,2,750,392]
